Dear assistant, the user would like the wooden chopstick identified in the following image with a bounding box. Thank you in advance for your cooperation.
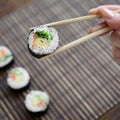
[30,14,101,30]
[30,10,120,30]
[39,26,112,61]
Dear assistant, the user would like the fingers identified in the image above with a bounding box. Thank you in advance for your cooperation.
[101,9,120,30]
[88,22,110,36]
[111,31,120,61]
[88,22,107,34]
[97,5,120,10]
[110,31,120,48]
[89,8,120,30]
[112,46,120,61]
[89,5,120,14]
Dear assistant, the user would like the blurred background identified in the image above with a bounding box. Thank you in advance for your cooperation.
[0,0,120,120]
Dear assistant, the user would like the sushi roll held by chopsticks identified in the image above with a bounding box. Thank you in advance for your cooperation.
[28,26,59,58]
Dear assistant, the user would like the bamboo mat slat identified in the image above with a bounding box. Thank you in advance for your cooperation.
[0,0,120,120]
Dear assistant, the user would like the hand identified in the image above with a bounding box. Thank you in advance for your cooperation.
[88,5,120,61]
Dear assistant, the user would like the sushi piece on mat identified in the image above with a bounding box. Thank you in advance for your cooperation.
[7,67,30,89]
[0,46,13,68]
[25,90,49,112]
[28,26,59,58]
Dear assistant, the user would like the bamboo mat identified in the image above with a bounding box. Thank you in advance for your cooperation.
[0,0,120,120]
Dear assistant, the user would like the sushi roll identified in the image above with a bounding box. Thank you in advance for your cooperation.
[25,90,49,112]
[0,46,13,68]
[28,26,59,58]
[7,67,30,89]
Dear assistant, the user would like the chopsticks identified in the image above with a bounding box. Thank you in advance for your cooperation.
[30,10,120,60]
[39,26,111,61]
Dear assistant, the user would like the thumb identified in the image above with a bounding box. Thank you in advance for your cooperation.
[100,8,120,30]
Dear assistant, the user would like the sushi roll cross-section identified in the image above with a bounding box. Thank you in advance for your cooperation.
[7,67,30,89]
[0,46,13,68]
[25,90,49,112]
[28,26,59,58]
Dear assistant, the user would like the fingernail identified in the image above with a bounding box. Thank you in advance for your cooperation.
[101,8,114,19]
[89,8,96,14]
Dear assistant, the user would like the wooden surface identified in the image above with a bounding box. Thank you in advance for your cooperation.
[0,0,31,18]
[0,0,120,120]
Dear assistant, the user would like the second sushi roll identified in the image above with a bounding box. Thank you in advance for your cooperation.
[7,67,30,89]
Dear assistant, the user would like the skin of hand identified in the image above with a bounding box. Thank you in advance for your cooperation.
[88,5,120,62]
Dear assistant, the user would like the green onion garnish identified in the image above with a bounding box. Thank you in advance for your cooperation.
[35,30,53,41]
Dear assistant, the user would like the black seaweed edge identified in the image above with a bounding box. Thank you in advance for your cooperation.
[25,103,49,116]
[0,59,14,71]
